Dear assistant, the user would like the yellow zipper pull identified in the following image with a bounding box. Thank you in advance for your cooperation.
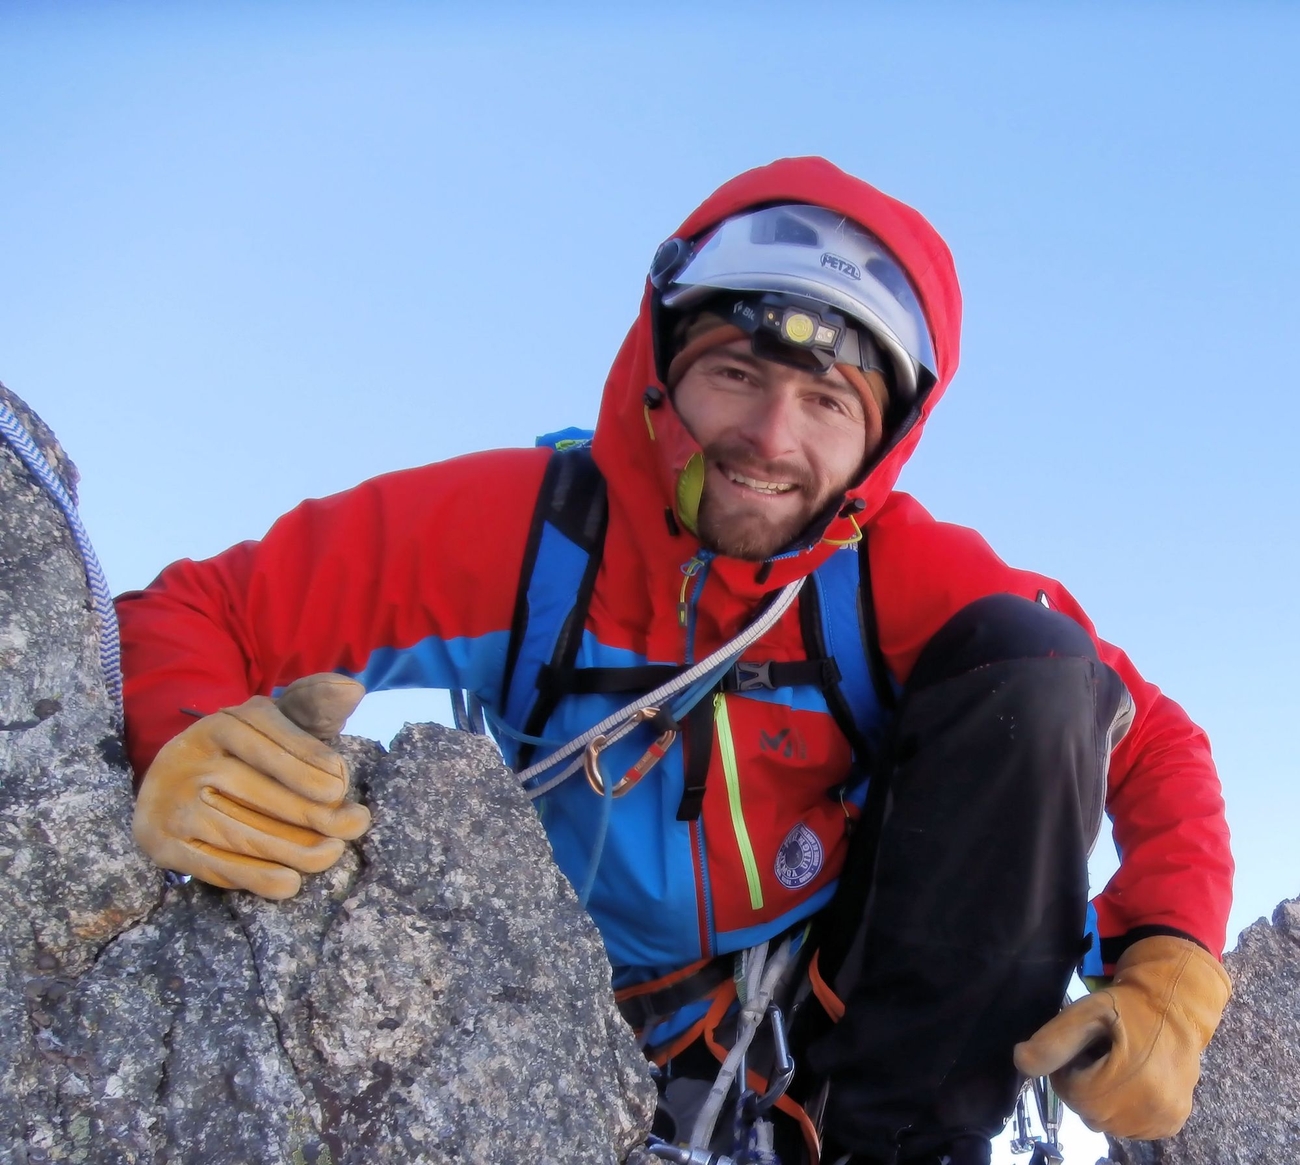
[678,556,704,627]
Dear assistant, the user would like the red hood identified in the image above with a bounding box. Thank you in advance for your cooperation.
[590,156,962,638]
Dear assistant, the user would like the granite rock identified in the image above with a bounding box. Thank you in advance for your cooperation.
[1105,897,1300,1164]
[0,385,656,1164]
[1,383,163,1162]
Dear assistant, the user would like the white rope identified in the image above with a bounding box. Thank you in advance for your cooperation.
[519,577,805,799]
[1,400,122,721]
[689,936,796,1151]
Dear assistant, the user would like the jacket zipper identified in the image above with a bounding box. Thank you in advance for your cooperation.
[679,550,723,952]
[678,551,713,664]
[691,817,715,957]
[713,691,764,911]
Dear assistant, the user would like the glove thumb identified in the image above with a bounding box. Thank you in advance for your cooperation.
[1014,991,1119,1078]
[275,673,366,742]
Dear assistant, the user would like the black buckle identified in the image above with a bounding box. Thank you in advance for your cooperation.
[650,706,680,734]
[734,660,775,691]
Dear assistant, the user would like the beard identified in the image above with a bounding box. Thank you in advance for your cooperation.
[693,439,828,562]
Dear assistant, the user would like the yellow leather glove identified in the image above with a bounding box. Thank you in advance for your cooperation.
[132,673,372,899]
[1013,935,1231,1139]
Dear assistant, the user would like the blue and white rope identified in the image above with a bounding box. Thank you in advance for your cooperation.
[1,400,123,719]
[518,577,805,799]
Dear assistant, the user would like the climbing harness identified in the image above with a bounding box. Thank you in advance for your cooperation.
[689,938,797,1160]
[642,938,799,1165]
[0,397,123,721]
[691,936,800,1144]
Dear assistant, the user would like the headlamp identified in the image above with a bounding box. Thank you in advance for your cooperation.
[780,310,816,345]
[727,293,887,382]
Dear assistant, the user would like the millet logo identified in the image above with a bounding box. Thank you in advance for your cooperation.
[759,727,807,760]
[820,252,861,280]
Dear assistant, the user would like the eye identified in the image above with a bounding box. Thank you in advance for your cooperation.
[809,391,864,424]
[712,363,753,384]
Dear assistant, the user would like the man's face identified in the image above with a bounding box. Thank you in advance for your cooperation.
[672,339,885,560]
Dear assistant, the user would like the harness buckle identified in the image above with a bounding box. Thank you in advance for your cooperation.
[584,707,678,798]
[734,660,775,691]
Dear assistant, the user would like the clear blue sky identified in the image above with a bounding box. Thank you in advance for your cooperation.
[3,4,1296,1158]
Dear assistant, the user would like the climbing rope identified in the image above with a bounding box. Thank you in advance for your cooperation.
[0,399,123,720]
[517,578,806,799]
[689,937,796,1152]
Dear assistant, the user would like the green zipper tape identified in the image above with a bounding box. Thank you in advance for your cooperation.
[713,692,764,911]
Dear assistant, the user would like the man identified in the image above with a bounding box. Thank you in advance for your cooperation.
[120,157,1233,1164]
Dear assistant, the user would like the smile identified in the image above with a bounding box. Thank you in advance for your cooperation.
[724,468,797,495]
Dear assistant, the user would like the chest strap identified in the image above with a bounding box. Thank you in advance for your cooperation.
[540,657,841,696]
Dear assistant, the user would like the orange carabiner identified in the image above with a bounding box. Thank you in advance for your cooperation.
[584,707,678,798]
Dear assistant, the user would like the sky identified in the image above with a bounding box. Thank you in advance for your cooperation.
[2,4,1297,1160]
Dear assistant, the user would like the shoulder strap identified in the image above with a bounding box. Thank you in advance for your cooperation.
[500,446,608,769]
[857,530,897,714]
[801,540,897,769]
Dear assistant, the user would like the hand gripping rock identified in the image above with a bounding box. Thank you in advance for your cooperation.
[132,673,371,898]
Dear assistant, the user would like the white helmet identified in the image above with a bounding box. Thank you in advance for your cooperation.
[651,203,937,409]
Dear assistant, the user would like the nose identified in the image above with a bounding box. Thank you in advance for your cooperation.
[738,386,801,461]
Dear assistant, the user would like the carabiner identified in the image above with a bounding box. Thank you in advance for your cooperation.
[753,1004,796,1115]
[584,707,678,797]
[643,1139,736,1165]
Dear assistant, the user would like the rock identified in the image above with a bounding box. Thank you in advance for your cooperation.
[1106,897,1300,1164]
[1,383,162,1158]
[1,385,656,1163]
[0,384,155,968]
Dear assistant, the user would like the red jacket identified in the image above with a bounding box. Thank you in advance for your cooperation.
[118,157,1232,976]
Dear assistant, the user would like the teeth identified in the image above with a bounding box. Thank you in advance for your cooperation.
[727,470,795,495]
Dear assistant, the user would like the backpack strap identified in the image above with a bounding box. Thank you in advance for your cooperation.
[783,544,900,1110]
[802,542,897,770]
[857,530,898,715]
[500,445,608,769]
[676,698,717,821]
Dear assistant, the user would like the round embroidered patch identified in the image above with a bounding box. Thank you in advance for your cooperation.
[774,823,824,890]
